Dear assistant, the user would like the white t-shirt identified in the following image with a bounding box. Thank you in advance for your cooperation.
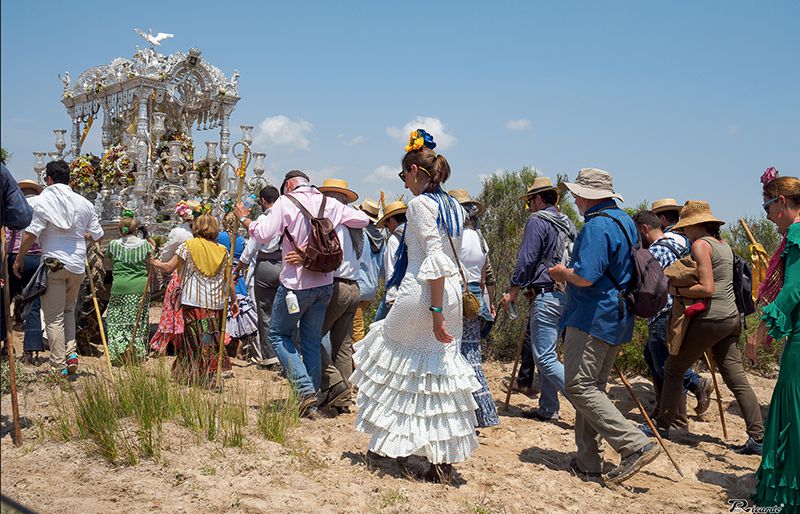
[383,224,404,303]
[25,184,104,275]
[333,225,359,281]
[460,228,486,284]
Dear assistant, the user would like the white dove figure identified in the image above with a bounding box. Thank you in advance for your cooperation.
[134,28,174,47]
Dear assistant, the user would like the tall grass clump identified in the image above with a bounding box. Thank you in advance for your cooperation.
[220,384,248,448]
[174,385,221,441]
[257,384,300,444]
[72,374,129,463]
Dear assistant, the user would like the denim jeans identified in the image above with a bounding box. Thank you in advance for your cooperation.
[529,291,566,417]
[643,312,703,395]
[373,295,392,322]
[269,283,333,398]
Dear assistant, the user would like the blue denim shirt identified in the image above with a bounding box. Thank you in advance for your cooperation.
[357,229,385,301]
[559,200,636,345]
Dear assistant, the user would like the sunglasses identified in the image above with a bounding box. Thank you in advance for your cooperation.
[398,170,407,182]
[762,197,779,213]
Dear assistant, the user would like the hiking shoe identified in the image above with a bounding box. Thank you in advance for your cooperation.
[695,377,713,416]
[522,409,559,422]
[501,378,534,398]
[569,458,602,479]
[299,394,320,419]
[606,442,661,485]
[317,381,351,410]
[733,436,763,456]
[639,423,670,440]
[66,353,79,375]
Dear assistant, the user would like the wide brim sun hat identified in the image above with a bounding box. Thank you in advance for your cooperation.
[519,177,558,200]
[318,178,358,204]
[447,189,486,216]
[376,201,408,229]
[671,200,726,230]
[560,167,624,202]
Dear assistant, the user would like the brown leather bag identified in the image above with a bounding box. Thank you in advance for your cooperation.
[444,228,481,320]
[283,192,343,274]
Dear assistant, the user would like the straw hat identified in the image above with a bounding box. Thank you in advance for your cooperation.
[319,178,358,204]
[560,168,624,202]
[447,189,486,216]
[519,177,557,199]
[671,201,725,230]
[18,179,43,195]
[358,199,380,223]
[376,200,407,229]
[651,198,681,215]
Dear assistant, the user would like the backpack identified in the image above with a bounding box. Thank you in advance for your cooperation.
[282,192,343,273]
[733,253,755,316]
[535,211,575,267]
[595,212,670,319]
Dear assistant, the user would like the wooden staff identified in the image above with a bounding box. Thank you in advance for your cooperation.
[503,311,527,411]
[216,147,251,390]
[614,364,684,477]
[128,263,153,363]
[739,218,770,269]
[1,229,23,446]
[703,351,728,440]
[85,255,115,383]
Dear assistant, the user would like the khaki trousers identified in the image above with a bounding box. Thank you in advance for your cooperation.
[320,279,360,403]
[352,300,371,343]
[42,268,84,371]
[563,327,650,473]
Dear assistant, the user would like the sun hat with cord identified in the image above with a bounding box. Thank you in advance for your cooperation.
[559,168,624,202]
[358,199,380,223]
[376,200,407,229]
[671,200,726,231]
[448,188,486,216]
[318,178,358,204]
[519,176,558,200]
[651,198,682,215]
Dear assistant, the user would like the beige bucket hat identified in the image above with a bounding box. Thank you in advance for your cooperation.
[376,200,407,229]
[319,178,358,204]
[447,189,486,216]
[560,168,623,202]
[671,201,725,230]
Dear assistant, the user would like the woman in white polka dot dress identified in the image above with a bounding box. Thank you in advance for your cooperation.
[351,131,480,483]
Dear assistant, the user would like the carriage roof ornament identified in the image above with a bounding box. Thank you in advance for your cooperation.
[133,28,174,49]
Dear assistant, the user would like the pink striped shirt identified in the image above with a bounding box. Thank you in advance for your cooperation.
[248,186,369,290]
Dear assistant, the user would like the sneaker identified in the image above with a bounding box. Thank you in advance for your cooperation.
[733,436,763,456]
[569,457,602,479]
[639,423,670,440]
[694,377,714,416]
[316,381,351,410]
[522,409,559,422]
[66,353,79,375]
[606,442,661,485]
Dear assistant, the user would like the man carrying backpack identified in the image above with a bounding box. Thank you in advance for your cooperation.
[549,168,660,485]
[502,177,576,423]
[236,170,369,419]
[633,210,713,426]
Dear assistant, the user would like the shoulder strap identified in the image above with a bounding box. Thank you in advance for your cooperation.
[284,193,315,220]
[444,228,469,293]
[592,211,634,291]
[317,193,327,217]
[651,239,681,259]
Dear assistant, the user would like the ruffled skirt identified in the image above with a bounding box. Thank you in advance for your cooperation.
[461,317,500,428]
[227,293,259,339]
[351,320,481,464]
[753,337,800,512]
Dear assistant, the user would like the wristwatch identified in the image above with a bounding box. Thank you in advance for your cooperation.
[239,216,248,225]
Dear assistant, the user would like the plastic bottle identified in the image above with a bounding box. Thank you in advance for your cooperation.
[507,301,519,321]
[286,290,300,314]
[242,193,257,209]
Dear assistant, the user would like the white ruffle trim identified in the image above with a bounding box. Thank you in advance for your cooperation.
[352,322,481,464]
[416,251,460,281]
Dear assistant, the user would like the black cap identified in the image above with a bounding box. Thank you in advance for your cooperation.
[280,169,310,194]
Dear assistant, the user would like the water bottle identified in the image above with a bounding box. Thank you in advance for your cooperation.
[286,290,300,314]
[242,193,256,209]
[507,301,519,321]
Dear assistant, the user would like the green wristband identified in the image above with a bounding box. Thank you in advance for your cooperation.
[429,306,443,313]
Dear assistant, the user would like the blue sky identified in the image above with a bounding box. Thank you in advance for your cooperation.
[2,1,798,222]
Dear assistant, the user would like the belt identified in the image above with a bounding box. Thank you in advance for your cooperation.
[334,277,358,285]
[531,285,556,296]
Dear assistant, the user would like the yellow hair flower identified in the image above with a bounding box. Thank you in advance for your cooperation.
[405,130,425,152]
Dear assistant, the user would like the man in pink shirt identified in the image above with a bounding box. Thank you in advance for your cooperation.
[236,170,368,417]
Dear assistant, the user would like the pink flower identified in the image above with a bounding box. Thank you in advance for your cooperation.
[761,167,779,186]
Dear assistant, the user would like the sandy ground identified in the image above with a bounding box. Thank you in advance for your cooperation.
[1,327,774,514]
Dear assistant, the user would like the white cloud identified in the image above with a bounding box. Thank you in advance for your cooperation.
[364,164,401,184]
[386,116,457,150]
[338,134,366,146]
[254,115,313,150]
[505,119,532,131]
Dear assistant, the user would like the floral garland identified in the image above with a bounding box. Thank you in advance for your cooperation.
[195,159,222,196]
[156,130,195,173]
[69,154,102,194]
[100,144,136,188]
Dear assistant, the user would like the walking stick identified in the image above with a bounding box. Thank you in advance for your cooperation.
[216,146,251,390]
[128,264,153,363]
[85,255,115,383]
[503,312,527,411]
[614,364,684,477]
[703,351,728,440]
[1,229,23,446]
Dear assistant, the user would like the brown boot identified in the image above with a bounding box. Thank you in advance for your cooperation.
[422,463,454,485]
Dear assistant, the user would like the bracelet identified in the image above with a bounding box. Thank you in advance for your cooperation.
[429,306,443,313]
